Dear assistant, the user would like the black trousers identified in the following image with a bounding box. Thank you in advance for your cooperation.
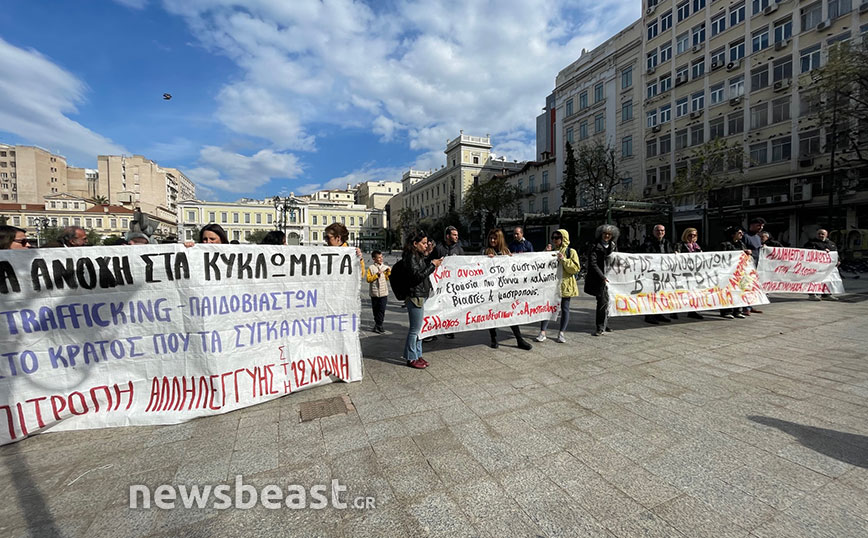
[596,289,609,331]
[489,326,525,342]
[371,296,387,328]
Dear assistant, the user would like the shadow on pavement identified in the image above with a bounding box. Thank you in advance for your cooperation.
[748,415,868,468]
[2,451,61,535]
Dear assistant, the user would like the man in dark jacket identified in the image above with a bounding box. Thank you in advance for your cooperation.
[741,217,766,314]
[642,224,674,324]
[508,226,534,253]
[804,228,839,301]
[426,225,463,340]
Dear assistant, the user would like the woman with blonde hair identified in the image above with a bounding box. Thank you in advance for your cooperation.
[484,229,533,350]
[675,227,705,320]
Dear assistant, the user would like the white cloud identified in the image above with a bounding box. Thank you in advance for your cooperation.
[187,145,303,194]
[0,38,127,165]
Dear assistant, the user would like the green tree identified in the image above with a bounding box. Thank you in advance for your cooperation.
[561,141,578,207]
[102,235,126,246]
[245,229,270,244]
[0,215,7,226]
[461,176,522,235]
[88,195,110,205]
[575,140,623,211]
[86,229,103,246]
[38,226,63,246]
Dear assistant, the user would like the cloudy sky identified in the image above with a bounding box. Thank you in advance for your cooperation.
[0,0,638,201]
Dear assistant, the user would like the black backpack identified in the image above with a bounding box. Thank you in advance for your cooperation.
[389,259,411,301]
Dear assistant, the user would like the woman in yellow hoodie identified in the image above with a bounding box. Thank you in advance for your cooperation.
[535,229,581,343]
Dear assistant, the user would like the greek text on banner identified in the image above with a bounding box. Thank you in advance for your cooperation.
[420,253,561,337]
[0,245,362,446]
[605,251,769,316]
[757,247,844,294]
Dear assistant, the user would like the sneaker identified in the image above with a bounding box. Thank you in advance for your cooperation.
[517,339,533,350]
[823,295,839,301]
[535,332,547,342]
[407,359,427,369]
[809,294,822,301]
[592,331,602,336]
[423,336,438,343]
[687,312,704,320]
[418,357,428,366]
[742,310,751,316]
[733,313,746,319]
[489,339,499,349]
[604,327,613,332]
[556,332,566,343]
[722,314,735,319]
[750,308,764,313]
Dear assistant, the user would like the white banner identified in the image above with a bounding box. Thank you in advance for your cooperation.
[606,251,770,316]
[0,245,362,445]
[420,253,561,337]
[757,247,844,294]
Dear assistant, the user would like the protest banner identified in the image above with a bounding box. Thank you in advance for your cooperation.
[606,251,769,316]
[757,247,844,294]
[0,245,362,445]
[420,253,562,337]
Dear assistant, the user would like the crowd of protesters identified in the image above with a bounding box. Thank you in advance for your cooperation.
[0,217,842,371]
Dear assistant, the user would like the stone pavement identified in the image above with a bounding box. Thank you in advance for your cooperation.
[2,290,868,537]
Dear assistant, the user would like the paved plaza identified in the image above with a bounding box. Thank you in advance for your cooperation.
[2,286,868,537]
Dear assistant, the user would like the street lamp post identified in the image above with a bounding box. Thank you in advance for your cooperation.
[272,195,299,243]
[34,217,51,247]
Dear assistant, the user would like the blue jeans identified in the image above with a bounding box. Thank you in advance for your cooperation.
[540,297,571,333]
[404,299,424,361]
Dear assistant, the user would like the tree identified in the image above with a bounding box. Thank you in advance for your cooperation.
[561,141,578,207]
[102,235,126,246]
[461,176,522,236]
[245,229,270,244]
[86,229,103,246]
[88,195,110,205]
[574,140,623,211]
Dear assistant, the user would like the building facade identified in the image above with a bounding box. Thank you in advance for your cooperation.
[0,144,101,204]
[355,181,402,210]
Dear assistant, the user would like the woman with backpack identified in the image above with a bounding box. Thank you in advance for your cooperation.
[397,230,442,369]
[483,229,533,350]
[535,229,581,343]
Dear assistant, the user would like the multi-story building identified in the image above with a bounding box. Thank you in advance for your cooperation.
[640,0,868,244]
[0,144,100,203]
[499,158,559,217]
[355,181,402,210]
[401,132,524,221]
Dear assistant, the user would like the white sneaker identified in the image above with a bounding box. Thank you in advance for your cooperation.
[535,332,547,342]
[556,332,566,343]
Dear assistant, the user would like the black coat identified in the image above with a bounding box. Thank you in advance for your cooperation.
[432,241,464,259]
[719,239,746,251]
[404,250,436,299]
[675,241,702,253]
[584,241,616,297]
[804,238,837,251]
[642,238,674,254]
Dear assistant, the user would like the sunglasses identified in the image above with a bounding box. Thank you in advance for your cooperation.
[12,239,29,245]
[551,235,562,239]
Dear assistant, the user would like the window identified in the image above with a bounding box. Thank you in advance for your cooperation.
[676,129,689,149]
[62,201,68,209]
[800,3,822,31]
[566,98,574,116]
[750,103,768,129]
[110,218,117,228]
[187,210,196,222]
[594,83,604,103]
[221,212,228,223]
[350,216,355,226]
[661,10,673,31]
[828,0,851,20]
[751,65,769,91]
[828,31,852,49]
[594,112,605,133]
[692,23,706,46]
[800,93,820,117]
[312,215,318,225]
[579,91,588,109]
[710,118,725,139]
[647,80,659,99]
[622,67,633,88]
[660,104,672,123]
[244,213,250,223]
[752,0,770,14]
[711,82,725,104]
[660,134,672,154]
[772,96,790,123]
[676,64,689,82]
[648,50,659,70]
[730,2,746,26]
[579,121,588,139]
[691,124,704,145]
[622,136,633,157]
[647,168,658,185]
[208,211,215,222]
[799,129,821,155]
[256,213,262,224]
[800,44,821,73]
[730,75,745,97]
[711,47,726,68]
[677,33,690,55]
[341,216,346,224]
[542,197,549,214]
[773,57,792,82]
[647,109,659,128]
[750,142,768,165]
[267,214,273,224]
[542,171,549,190]
[233,213,239,223]
[660,74,672,93]
[771,137,791,162]
[566,127,574,143]
[527,199,534,213]
[660,42,672,62]
[774,17,792,43]
[692,58,705,79]
[691,91,705,111]
[729,39,745,62]
[712,13,727,36]
[647,138,658,157]
[677,1,690,22]
[622,100,633,121]
[676,97,689,117]
[95,218,103,228]
[648,19,659,40]
[694,0,706,11]
[751,27,769,53]
[729,111,744,134]
[659,166,672,185]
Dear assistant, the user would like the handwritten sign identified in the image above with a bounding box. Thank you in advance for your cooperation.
[757,247,844,294]
[606,251,769,316]
[0,245,362,445]
[420,253,561,336]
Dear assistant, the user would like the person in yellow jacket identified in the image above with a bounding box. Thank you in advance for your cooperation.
[535,228,581,343]
[366,250,391,333]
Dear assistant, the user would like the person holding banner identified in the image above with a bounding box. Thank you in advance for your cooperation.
[535,229,581,343]
[718,226,749,319]
[585,224,619,336]
[0,226,30,249]
[674,228,705,320]
[484,229,533,350]
[403,231,443,369]
[804,229,840,301]
[642,224,675,324]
